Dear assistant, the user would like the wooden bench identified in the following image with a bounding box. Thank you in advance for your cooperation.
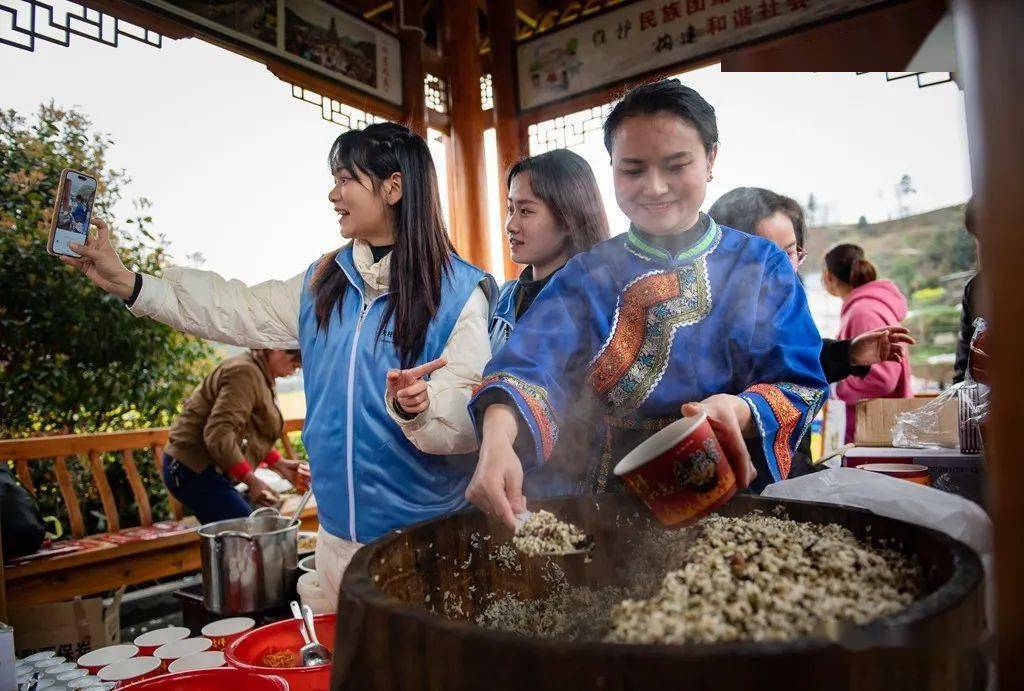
[0,419,313,620]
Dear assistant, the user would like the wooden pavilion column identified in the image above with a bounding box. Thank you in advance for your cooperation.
[957,2,1024,689]
[0,528,6,621]
[486,0,530,281]
[398,0,427,137]
[440,0,490,269]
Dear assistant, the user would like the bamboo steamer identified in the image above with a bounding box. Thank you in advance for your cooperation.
[333,495,985,691]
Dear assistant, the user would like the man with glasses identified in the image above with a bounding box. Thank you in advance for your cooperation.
[710,187,914,473]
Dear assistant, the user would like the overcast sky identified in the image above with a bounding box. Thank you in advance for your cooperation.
[4,31,972,285]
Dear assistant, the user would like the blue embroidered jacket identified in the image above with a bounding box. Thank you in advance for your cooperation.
[470,219,827,488]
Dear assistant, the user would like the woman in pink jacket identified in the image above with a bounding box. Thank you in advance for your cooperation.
[823,243,913,442]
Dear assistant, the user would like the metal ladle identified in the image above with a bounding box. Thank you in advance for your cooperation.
[298,603,332,667]
[289,488,314,526]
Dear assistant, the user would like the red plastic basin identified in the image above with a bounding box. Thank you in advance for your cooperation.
[119,668,288,690]
[225,613,336,691]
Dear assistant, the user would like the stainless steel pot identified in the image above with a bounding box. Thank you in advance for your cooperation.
[198,507,299,614]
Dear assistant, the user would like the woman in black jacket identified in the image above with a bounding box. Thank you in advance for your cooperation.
[709,187,914,383]
[709,187,915,474]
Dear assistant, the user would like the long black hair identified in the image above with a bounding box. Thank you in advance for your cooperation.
[506,149,610,256]
[310,122,452,368]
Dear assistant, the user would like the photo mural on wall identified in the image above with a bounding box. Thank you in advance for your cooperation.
[145,0,402,105]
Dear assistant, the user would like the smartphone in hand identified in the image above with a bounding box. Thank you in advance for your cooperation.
[47,168,97,257]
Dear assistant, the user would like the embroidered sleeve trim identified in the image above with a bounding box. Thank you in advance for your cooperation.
[474,373,559,462]
[743,383,802,479]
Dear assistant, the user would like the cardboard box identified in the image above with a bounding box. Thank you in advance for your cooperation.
[8,587,123,661]
[854,397,958,447]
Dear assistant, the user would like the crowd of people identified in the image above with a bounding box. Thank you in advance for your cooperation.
[62,78,972,610]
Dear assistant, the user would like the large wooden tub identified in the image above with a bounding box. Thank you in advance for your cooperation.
[332,494,985,691]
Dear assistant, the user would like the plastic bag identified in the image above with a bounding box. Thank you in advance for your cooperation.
[967,317,990,386]
[892,383,989,450]
[892,317,990,449]
[763,468,990,554]
[891,383,962,448]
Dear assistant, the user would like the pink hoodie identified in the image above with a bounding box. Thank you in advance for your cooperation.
[835,279,913,442]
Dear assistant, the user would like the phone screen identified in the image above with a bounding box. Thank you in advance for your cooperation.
[52,171,97,257]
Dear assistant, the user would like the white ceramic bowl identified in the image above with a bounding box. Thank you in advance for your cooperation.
[298,554,316,574]
[97,656,160,683]
[77,644,139,675]
[154,637,213,668]
[133,626,190,655]
[167,651,226,673]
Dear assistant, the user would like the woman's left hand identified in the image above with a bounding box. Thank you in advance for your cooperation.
[273,458,311,492]
[681,394,757,489]
[386,357,447,416]
[849,326,915,366]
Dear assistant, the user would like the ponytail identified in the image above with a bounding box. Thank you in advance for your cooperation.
[848,257,877,288]
[825,243,876,288]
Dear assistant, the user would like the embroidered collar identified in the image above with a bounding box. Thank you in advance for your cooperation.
[626,216,720,264]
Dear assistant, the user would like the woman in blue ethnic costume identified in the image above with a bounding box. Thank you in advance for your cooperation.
[466,80,827,529]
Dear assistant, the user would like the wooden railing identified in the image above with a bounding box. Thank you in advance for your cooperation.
[0,419,306,618]
[1,418,305,539]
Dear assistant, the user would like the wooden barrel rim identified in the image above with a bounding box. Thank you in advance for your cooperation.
[340,495,984,657]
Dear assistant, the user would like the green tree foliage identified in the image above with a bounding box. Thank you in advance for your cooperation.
[0,104,214,532]
[923,227,977,279]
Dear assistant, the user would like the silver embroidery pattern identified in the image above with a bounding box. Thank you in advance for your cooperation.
[606,260,712,408]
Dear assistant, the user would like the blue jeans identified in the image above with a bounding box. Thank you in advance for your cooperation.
[161,454,252,524]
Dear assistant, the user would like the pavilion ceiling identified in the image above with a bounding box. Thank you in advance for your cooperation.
[324,0,623,51]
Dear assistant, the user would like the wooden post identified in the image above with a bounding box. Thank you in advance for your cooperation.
[399,0,427,138]
[0,526,7,622]
[486,0,530,282]
[440,0,491,270]
[957,3,1024,689]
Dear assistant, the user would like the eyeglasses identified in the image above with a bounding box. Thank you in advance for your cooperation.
[788,246,808,267]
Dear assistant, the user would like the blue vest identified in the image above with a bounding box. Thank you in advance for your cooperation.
[489,278,520,353]
[298,246,495,542]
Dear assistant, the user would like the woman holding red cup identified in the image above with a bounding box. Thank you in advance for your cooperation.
[468,79,828,529]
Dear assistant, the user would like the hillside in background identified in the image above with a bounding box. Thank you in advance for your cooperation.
[801,203,977,387]
[802,203,975,297]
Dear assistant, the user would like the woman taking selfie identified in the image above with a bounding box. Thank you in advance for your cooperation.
[490,149,610,496]
[467,79,828,528]
[64,122,495,601]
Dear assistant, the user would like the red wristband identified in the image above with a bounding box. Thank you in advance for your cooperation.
[261,448,282,466]
[227,460,253,481]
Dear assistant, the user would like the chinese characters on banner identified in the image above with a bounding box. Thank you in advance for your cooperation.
[517,0,885,110]
[138,0,403,106]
